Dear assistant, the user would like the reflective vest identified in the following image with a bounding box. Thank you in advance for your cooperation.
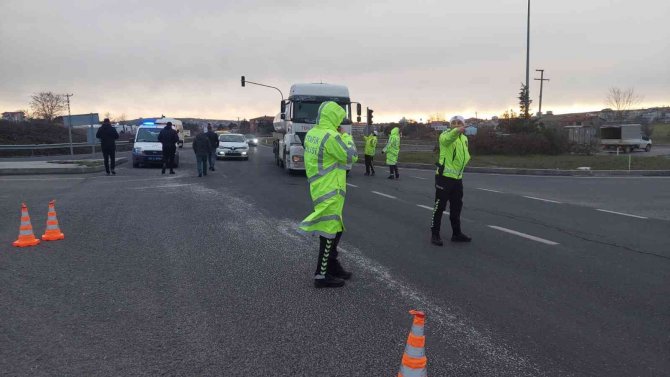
[384,127,400,165]
[341,132,358,166]
[363,135,378,156]
[436,128,471,180]
[299,102,357,239]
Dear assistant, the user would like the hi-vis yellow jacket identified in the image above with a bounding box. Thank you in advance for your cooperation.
[299,102,357,239]
[436,128,471,180]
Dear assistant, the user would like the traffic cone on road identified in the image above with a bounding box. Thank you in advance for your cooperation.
[42,200,65,241]
[398,310,427,377]
[12,203,41,247]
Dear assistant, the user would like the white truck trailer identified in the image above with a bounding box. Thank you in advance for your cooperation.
[272,83,361,173]
[600,124,652,153]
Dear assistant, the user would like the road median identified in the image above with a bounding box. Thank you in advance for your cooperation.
[0,157,128,175]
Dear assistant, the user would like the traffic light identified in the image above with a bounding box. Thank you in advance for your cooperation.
[241,76,245,87]
[367,108,374,125]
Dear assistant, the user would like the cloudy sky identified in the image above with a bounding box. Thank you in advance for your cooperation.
[1,0,668,122]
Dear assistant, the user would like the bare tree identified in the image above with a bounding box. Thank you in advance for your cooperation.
[30,92,67,122]
[117,113,127,124]
[605,87,643,121]
[104,112,114,122]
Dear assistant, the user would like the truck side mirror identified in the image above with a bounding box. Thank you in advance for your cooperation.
[281,114,286,120]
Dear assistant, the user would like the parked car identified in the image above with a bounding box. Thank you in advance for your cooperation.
[132,125,180,168]
[217,133,250,160]
[245,134,259,146]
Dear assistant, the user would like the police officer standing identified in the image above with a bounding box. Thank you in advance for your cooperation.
[158,122,179,175]
[431,116,472,246]
[205,124,220,171]
[95,118,119,175]
[299,101,357,288]
[363,130,378,176]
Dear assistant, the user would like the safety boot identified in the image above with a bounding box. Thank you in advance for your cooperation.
[314,275,345,288]
[451,233,472,242]
[329,259,352,280]
[431,233,444,246]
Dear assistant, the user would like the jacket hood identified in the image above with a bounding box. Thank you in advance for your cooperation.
[391,127,400,137]
[163,125,173,130]
[315,101,346,132]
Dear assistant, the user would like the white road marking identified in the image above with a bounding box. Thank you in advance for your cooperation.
[488,225,559,246]
[132,183,195,190]
[476,188,503,193]
[346,183,359,188]
[522,196,562,204]
[412,176,428,180]
[596,209,648,219]
[417,204,449,215]
[371,191,397,199]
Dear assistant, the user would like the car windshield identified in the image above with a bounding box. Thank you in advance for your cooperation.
[220,134,246,142]
[245,134,255,138]
[135,128,161,142]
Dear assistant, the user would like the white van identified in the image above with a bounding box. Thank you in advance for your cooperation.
[132,125,180,168]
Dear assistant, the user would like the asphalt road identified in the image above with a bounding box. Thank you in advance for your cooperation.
[1,145,668,376]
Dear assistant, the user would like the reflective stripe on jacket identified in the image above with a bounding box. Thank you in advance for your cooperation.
[436,128,470,180]
[299,102,356,239]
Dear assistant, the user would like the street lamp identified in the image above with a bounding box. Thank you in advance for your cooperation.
[525,0,531,118]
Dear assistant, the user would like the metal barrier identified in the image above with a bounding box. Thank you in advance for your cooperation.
[0,140,133,151]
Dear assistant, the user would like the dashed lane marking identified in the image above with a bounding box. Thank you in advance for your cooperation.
[476,188,503,193]
[596,209,648,219]
[132,183,195,190]
[522,196,562,204]
[371,191,397,199]
[417,204,449,215]
[411,176,428,180]
[488,225,559,246]
[347,183,359,188]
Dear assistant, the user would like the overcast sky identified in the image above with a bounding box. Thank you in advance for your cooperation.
[1,0,668,122]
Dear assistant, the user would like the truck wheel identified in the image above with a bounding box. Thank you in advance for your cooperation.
[645,144,651,152]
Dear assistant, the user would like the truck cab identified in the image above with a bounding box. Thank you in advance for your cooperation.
[273,83,356,173]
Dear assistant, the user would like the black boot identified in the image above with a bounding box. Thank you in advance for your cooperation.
[314,236,346,288]
[431,232,444,246]
[329,259,352,280]
[314,275,345,288]
[387,175,395,179]
[451,233,472,242]
[170,169,175,174]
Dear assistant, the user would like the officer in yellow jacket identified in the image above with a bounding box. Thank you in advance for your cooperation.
[363,131,378,176]
[431,116,472,246]
[300,101,357,288]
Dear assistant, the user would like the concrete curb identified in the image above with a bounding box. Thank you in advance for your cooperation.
[372,162,670,177]
[0,157,128,176]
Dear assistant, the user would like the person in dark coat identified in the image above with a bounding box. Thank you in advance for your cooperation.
[158,122,179,174]
[95,118,119,175]
[193,132,212,177]
[205,124,220,171]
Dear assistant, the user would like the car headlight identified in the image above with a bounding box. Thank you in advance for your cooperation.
[292,155,303,162]
[133,147,143,154]
[253,139,258,143]
[241,151,247,155]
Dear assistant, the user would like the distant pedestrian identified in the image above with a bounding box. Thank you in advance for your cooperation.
[193,131,212,177]
[363,130,378,176]
[205,124,220,171]
[95,118,119,176]
[158,122,179,175]
[430,115,471,246]
[382,127,400,179]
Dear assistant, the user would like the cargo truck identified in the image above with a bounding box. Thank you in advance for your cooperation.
[272,83,361,173]
[600,124,652,153]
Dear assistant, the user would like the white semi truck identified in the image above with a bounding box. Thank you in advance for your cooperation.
[600,124,652,153]
[272,83,361,173]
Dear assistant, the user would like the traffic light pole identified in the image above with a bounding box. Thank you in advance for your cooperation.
[241,76,284,102]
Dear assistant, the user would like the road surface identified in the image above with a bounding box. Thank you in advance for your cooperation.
[1,145,668,376]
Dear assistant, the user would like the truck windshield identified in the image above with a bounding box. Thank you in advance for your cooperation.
[136,128,161,142]
[292,101,351,125]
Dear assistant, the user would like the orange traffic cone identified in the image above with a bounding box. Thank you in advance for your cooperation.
[12,203,41,247]
[42,200,65,241]
[398,310,427,377]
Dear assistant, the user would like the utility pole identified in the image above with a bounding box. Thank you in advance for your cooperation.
[525,0,531,118]
[534,69,550,116]
[65,93,74,155]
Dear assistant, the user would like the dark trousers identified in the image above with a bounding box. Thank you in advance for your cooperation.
[389,165,399,177]
[196,155,209,176]
[102,148,115,173]
[315,232,343,276]
[208,149,217,170]
[162,147,176,171]
[365,155,375,174]
[431,175,464,236]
